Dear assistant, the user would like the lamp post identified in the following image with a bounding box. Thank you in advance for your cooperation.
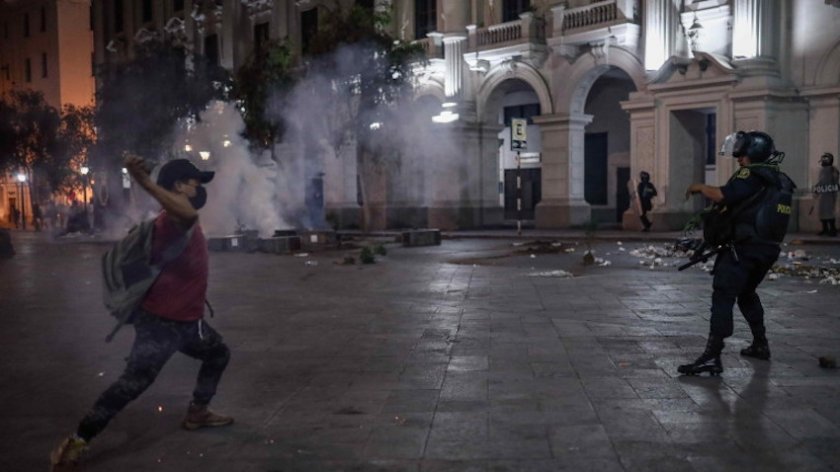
[16,172,26,230]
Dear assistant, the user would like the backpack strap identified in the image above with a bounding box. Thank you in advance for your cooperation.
[156,225,195,269]
[105,224,197,343]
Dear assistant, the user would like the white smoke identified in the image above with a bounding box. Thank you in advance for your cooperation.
[175,101,297,237]
[143,43,463,235]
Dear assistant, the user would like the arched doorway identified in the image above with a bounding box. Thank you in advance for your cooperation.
[479,78,548,227]
[581,67,638,227]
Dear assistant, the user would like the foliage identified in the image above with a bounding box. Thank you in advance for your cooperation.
[0,90,60,174]
[52,105,96,194]
[304,2,425,153]
[232,39,296,151]
[373,243,387,256]
[94,39,230,168]
[359,246,376,264]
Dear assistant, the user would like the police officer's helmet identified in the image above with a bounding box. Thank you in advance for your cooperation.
[821,152,834,166]
[730,130,775,162]
[639,171,650,181]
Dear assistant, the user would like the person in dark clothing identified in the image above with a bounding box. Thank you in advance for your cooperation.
[11,206,20,229]
[678,130,791,376]
[814,152,838,236]
[637,171,658,231]
[50,157,232,470]
[33,203,43,231]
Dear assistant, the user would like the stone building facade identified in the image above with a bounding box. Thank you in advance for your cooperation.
[91,0,840,231]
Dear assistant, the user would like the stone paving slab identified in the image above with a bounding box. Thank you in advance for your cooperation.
[1,232,840,471]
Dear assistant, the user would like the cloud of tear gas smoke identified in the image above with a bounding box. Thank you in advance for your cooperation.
[268,42,462,218]
[113,42,464,238]
[175,101,298,237]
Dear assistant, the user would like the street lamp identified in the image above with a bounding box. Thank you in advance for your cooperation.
[16,172,26,230]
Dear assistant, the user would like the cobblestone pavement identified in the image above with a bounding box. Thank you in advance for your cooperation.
[1,232,840,471]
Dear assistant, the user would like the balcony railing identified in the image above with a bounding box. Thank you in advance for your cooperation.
[470,12,544,51]
[477,20,522,46]
[555,0,623,34]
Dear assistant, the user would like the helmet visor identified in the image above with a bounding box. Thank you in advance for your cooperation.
[719,132,745,157]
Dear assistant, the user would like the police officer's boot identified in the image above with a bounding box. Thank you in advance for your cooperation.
[829,219,838,237]
[678,335,724,376]
[741,325,770,360]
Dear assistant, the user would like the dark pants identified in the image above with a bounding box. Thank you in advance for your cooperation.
[640,201,652,230]
[77,311,230,441]
[710,244,780,339]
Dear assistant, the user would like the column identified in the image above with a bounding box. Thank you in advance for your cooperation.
[732,0,778,61]
[643,0,679,70]
[443,36,466,98]
[532,113,593,228]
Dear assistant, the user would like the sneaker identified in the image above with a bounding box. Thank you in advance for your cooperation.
[182,404,234,431]
[50,436,88,470]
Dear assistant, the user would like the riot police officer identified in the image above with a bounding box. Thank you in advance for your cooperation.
[678,130,792,376]
[814,152,839,236]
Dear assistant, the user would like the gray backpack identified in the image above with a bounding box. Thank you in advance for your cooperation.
[101,220,192,342]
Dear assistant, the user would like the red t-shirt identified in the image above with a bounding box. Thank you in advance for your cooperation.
[141,211,208,321]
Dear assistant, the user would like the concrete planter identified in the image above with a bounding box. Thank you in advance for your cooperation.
[402,229,441,247]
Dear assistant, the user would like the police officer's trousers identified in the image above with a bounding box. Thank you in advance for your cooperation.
[710,244,780,339]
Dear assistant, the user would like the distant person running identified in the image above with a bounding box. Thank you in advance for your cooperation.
[50,157,233,470]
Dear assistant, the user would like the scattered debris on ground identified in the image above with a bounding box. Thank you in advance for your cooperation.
[527,270,574,278]
[770,250,840,284]
[627,244,691,269]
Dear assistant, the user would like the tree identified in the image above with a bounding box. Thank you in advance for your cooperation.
[94,39,230,171]
[232,39,296,158]
[1,90,61,204]
[52,105,96,195]
[303,3,424,230]
[0,92,98,201]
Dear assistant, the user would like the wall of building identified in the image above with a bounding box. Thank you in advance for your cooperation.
[56,0,95,107]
